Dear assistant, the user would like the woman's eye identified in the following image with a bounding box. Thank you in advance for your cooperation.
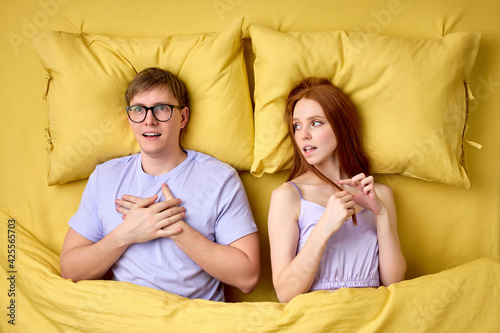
[133,106,144,113]
[312,121,323,126]
[293,123,302,130]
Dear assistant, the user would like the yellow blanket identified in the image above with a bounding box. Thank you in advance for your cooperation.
[1,0,500,331]
[2,212,498,332]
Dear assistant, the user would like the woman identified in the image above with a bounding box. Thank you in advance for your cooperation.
[268,77,406,303]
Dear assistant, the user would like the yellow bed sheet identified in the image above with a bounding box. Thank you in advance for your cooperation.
[1,212,498,332]
[1,0,500,331]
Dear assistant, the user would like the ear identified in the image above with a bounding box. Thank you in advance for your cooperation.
[180,107,189,129]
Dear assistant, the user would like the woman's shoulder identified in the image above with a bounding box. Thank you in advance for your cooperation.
[273,172,313,196]
[272,179,309,211]
[268,181,302,222]
[374,182,394,200]
[272,181,299,199]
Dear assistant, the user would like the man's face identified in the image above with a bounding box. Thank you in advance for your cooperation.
[128,86,188,159]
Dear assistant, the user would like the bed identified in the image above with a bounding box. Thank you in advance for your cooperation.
[1,0,499,332]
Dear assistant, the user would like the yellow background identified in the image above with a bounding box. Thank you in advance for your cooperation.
[0,0,499,330]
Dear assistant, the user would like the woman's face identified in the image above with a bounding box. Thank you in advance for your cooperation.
[292,98,338,167]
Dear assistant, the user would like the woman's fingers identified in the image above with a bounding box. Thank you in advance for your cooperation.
[335,190,352,201]
[334,191,355,212]
[337,173,372,188]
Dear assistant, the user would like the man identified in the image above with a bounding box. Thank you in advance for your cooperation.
[60,67,260,301]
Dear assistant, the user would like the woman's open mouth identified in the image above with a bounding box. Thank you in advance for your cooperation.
[303,145,317,154]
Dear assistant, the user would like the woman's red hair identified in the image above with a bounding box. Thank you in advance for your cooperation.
[285,77,371,224]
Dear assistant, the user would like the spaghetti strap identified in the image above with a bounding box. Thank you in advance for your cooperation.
[288,181,304,199]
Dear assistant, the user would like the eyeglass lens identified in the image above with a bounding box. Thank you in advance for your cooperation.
[127,105,173,122]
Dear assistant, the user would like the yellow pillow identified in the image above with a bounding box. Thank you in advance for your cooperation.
[249,24,480,188]
[33,17,253,186]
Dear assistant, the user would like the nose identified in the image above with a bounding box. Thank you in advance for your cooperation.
[301,127,311,140]
[143,109,158,125]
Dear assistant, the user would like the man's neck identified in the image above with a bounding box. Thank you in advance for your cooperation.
[140,148,188,176]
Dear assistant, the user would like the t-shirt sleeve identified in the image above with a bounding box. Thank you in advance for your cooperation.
[214,169,257,246]
[68,168,104,243]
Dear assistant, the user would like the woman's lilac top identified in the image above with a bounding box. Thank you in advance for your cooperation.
[290,182,380,290]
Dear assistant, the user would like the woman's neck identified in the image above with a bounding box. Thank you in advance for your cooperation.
[312,155,344,183]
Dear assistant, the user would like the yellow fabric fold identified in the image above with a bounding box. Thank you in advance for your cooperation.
[42,74,51,101]
[465,80,475,100]
[45,128,53,151]
[1,213,498,332]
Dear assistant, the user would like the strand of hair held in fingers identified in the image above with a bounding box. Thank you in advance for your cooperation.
[310,165,357,226]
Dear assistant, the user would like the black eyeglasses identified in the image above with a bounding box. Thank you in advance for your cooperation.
[125,104,183,123]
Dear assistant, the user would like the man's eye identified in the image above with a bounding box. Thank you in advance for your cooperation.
[132,106,144,113]
[155,105,167,111]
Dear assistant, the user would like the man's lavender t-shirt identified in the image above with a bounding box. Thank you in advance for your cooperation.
[68,150,257,301]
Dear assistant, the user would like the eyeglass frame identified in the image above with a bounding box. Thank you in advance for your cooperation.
[125,103,183,123]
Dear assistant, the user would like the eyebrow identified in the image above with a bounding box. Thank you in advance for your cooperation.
[292,115,327,122]
[130,102,171,107]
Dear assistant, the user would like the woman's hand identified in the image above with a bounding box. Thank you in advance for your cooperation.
[318,190,355,236]
[336,173,384,215]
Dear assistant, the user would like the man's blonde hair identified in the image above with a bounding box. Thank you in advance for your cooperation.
[125,67,189,108]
